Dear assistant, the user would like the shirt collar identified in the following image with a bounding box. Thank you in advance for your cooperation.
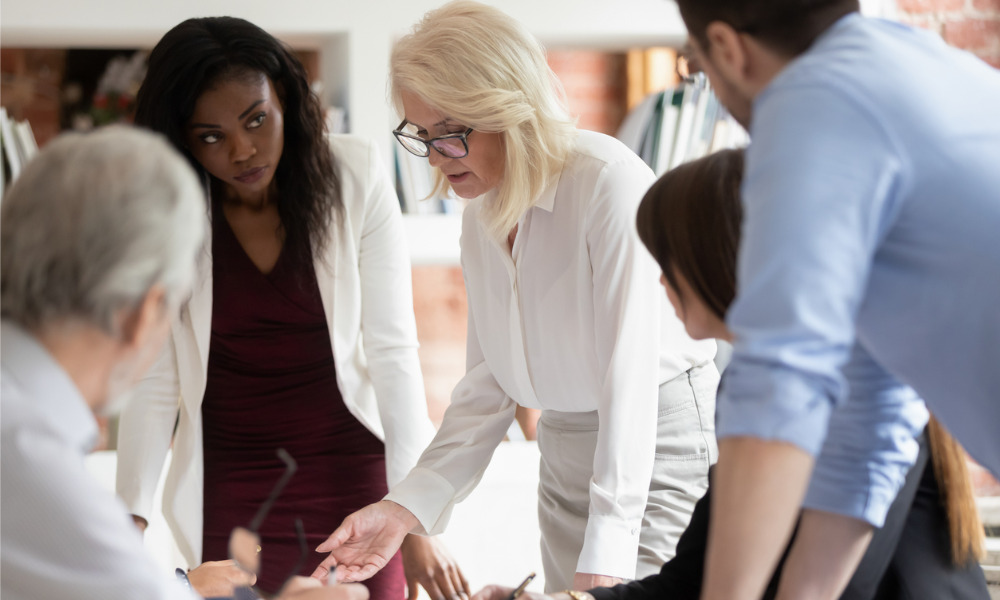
[533,170,562,213]
[1,320,98,454]
[478,168,562,214]
[754,12,862,118]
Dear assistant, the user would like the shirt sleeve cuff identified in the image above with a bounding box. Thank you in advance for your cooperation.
[716,362,835,457]
[802,418,924,526]
[802,464,897,527]
[383,467,457,536]
[575,513,643,579]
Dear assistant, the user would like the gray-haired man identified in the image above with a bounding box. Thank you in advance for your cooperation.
[0,126,367,600]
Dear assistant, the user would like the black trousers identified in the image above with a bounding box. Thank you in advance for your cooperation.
[589,431,990,600]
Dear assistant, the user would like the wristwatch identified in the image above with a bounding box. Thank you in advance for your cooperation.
[560,591,591,600]
[175,567,192,591]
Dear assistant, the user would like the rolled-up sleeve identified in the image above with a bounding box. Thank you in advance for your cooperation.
[803,344,928,526]
[720,84,917,514]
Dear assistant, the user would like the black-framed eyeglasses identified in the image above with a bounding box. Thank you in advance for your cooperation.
[230,448,307,600]
[393,119,473,159]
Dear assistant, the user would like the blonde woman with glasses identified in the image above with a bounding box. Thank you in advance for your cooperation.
[312,1,718,593]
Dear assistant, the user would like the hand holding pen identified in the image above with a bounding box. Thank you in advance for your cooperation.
[470,571,595,600]
[506,573,535,600]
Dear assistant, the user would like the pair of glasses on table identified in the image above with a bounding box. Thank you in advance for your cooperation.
[229,448,308,600]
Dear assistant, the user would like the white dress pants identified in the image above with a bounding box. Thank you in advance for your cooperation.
[536,362,718,592]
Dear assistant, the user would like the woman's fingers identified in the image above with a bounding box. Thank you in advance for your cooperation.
[310,557,336,583]
[334,563,380,583]
[315,524,352,553]
[452,563,471,597]
[418,573,445,600]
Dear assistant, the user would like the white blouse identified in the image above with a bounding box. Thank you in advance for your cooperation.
[386,130,715,577]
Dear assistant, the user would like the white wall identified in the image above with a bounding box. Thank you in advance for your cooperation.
[860,0,899,19]
[1,0,689,165]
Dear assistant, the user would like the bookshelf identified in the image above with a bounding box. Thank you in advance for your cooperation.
[0,0,689,174]
[617,73,749,178]
[0,107,39,199]
[1,1,696,437]
[3,1,690,263]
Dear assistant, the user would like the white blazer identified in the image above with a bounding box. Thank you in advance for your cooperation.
[116,134,436,568]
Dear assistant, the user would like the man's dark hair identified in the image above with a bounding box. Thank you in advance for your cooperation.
[676,0,860,57]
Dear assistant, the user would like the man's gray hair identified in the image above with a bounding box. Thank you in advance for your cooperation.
[1,125,206,334]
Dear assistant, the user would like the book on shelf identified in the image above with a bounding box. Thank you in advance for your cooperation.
[652,88,683,176]
[394,141,466,215]
[0,121,4,199]
[667,78,702,171]
[395,142,437,214]
[688,93,722,161]
[616,91,662,167]
[14,119,39,163]
[638,92,665,171]
[1,109,40,203]
[1,108,24,183]
[709,116,750,153]
[616,73,748,176]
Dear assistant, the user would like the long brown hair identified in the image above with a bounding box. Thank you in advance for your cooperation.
[635,148,743,321]
[135,17,341,255]
[928,418,985,564]
[637,148,985,566]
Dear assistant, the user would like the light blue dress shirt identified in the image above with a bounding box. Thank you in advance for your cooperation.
[0,321,196,600]
[719,13,1000,525]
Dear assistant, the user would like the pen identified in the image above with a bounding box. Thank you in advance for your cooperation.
[506,572,536,600]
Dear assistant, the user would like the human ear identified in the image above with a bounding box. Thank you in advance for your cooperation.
[118,284,168,350]
[704,21,751,86]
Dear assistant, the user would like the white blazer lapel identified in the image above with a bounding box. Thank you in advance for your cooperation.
[179,214,214,412]
[189,249,213,377]
[316,218,344,358]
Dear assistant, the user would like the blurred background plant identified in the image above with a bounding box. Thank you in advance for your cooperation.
[64,50,146,130]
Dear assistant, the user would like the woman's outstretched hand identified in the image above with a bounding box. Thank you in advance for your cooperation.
[311,500,419,584]
[401,534,470,600]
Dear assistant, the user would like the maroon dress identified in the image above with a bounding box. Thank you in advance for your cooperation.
[200,209,405,598]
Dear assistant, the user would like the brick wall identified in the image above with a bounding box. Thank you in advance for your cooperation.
[0,48,66,146]
[547,49,628,135]
[0,48,321,149]
[898,0,1000,68]
[411,266,468,426]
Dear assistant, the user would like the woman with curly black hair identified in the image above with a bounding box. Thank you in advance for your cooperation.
[115,17,468,600]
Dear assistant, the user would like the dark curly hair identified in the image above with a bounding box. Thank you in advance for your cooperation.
[134,16,341,254]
